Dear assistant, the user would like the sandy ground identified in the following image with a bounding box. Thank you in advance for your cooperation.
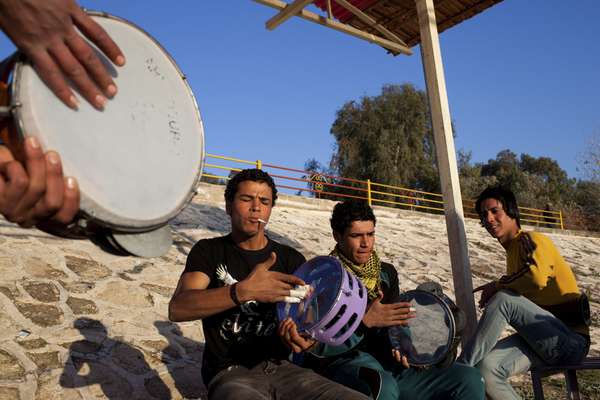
[0,182,598,399]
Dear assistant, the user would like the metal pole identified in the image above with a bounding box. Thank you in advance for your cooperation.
[415,0,476,343]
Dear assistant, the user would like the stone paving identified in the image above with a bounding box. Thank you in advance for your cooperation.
[0,183,599,399]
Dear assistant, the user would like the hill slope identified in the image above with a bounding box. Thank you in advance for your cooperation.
[0,183,598,399]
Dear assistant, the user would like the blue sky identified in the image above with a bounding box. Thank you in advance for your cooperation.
[1,1,599,180]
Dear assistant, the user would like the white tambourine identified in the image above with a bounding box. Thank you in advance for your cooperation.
[0,12,205,257]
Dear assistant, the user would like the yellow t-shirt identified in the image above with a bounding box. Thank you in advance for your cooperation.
[496,230,588,336]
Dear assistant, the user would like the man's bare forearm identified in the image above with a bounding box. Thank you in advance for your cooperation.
[169,286,237,322]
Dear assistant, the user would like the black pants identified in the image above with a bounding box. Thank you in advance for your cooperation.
[208,360,369,400]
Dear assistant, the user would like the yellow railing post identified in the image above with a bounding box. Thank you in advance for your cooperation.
[367,179,372,206]
[559,210,564,230]
[256,160,262,170]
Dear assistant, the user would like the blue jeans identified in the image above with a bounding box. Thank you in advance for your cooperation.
[320,349,484,400]
[458,290,589,400]
[207,360,370,400]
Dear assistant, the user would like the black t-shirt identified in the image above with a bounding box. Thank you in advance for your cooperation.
[184,234,306,384]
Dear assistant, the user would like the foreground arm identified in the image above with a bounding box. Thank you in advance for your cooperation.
[0,0,125,109]
[169,252,305,321]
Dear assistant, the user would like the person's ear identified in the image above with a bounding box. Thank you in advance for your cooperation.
[225,201,232,216]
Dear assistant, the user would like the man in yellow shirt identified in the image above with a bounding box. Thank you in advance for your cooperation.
[458,186,590,400]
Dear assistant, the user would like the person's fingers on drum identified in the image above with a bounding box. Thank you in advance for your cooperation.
[64,30,118,99]
[272,271,305,287]
[14,137,47,217]
[394,302,416,317]
[49,41,107,110]
[284,318,313,353]
[51,176,79,224]
[71,6,125,67]
[285,318,301,340]
[278,319,299,352]
[278,318,295,339]
[0,160,30,223]
[242,253,304,303]
[0,146,15,215]
[31,150,65,218]
[390,311,416,326]
[285,324,303,353]
[277,318,288,338]
[401,355,409,369]
[381,302,414,326]
[31,50,80,110]
[0,0,123,108]
[392,349,410,368]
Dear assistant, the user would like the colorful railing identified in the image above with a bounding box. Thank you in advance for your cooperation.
[201,153,564,229]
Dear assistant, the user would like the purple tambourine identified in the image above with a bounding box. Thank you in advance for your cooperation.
[277,256,367,346]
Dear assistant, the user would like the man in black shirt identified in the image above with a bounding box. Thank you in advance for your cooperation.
[169,169,368,400]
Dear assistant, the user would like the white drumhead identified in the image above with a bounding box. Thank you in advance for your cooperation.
[12,13,204,230]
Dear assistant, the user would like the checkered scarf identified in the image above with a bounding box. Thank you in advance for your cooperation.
[330,246,381,300]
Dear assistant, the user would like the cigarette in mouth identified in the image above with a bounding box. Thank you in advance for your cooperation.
[257,218,267,224]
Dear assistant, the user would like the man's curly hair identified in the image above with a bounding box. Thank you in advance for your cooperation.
[330,200,376,234]
[224,169,278,206]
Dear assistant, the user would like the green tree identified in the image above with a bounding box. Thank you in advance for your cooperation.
[519,154,574,204]
[480,150,524,192]
[329,84,439,192]
[474,150,575,209]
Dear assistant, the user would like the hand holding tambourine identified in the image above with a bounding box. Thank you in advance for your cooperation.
[277,256,368,346]
[389,282,464,368]
[0,137,79,227]
[363,290,416,329]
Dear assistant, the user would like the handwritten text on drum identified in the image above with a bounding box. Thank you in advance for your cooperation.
[145,58,165,80]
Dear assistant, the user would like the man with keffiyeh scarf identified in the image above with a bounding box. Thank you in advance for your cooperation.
[281,200,484,400]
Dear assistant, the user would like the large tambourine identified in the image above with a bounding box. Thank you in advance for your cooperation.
[0,12,205,257]
[388,289,456,367]
[277,256,368,346]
